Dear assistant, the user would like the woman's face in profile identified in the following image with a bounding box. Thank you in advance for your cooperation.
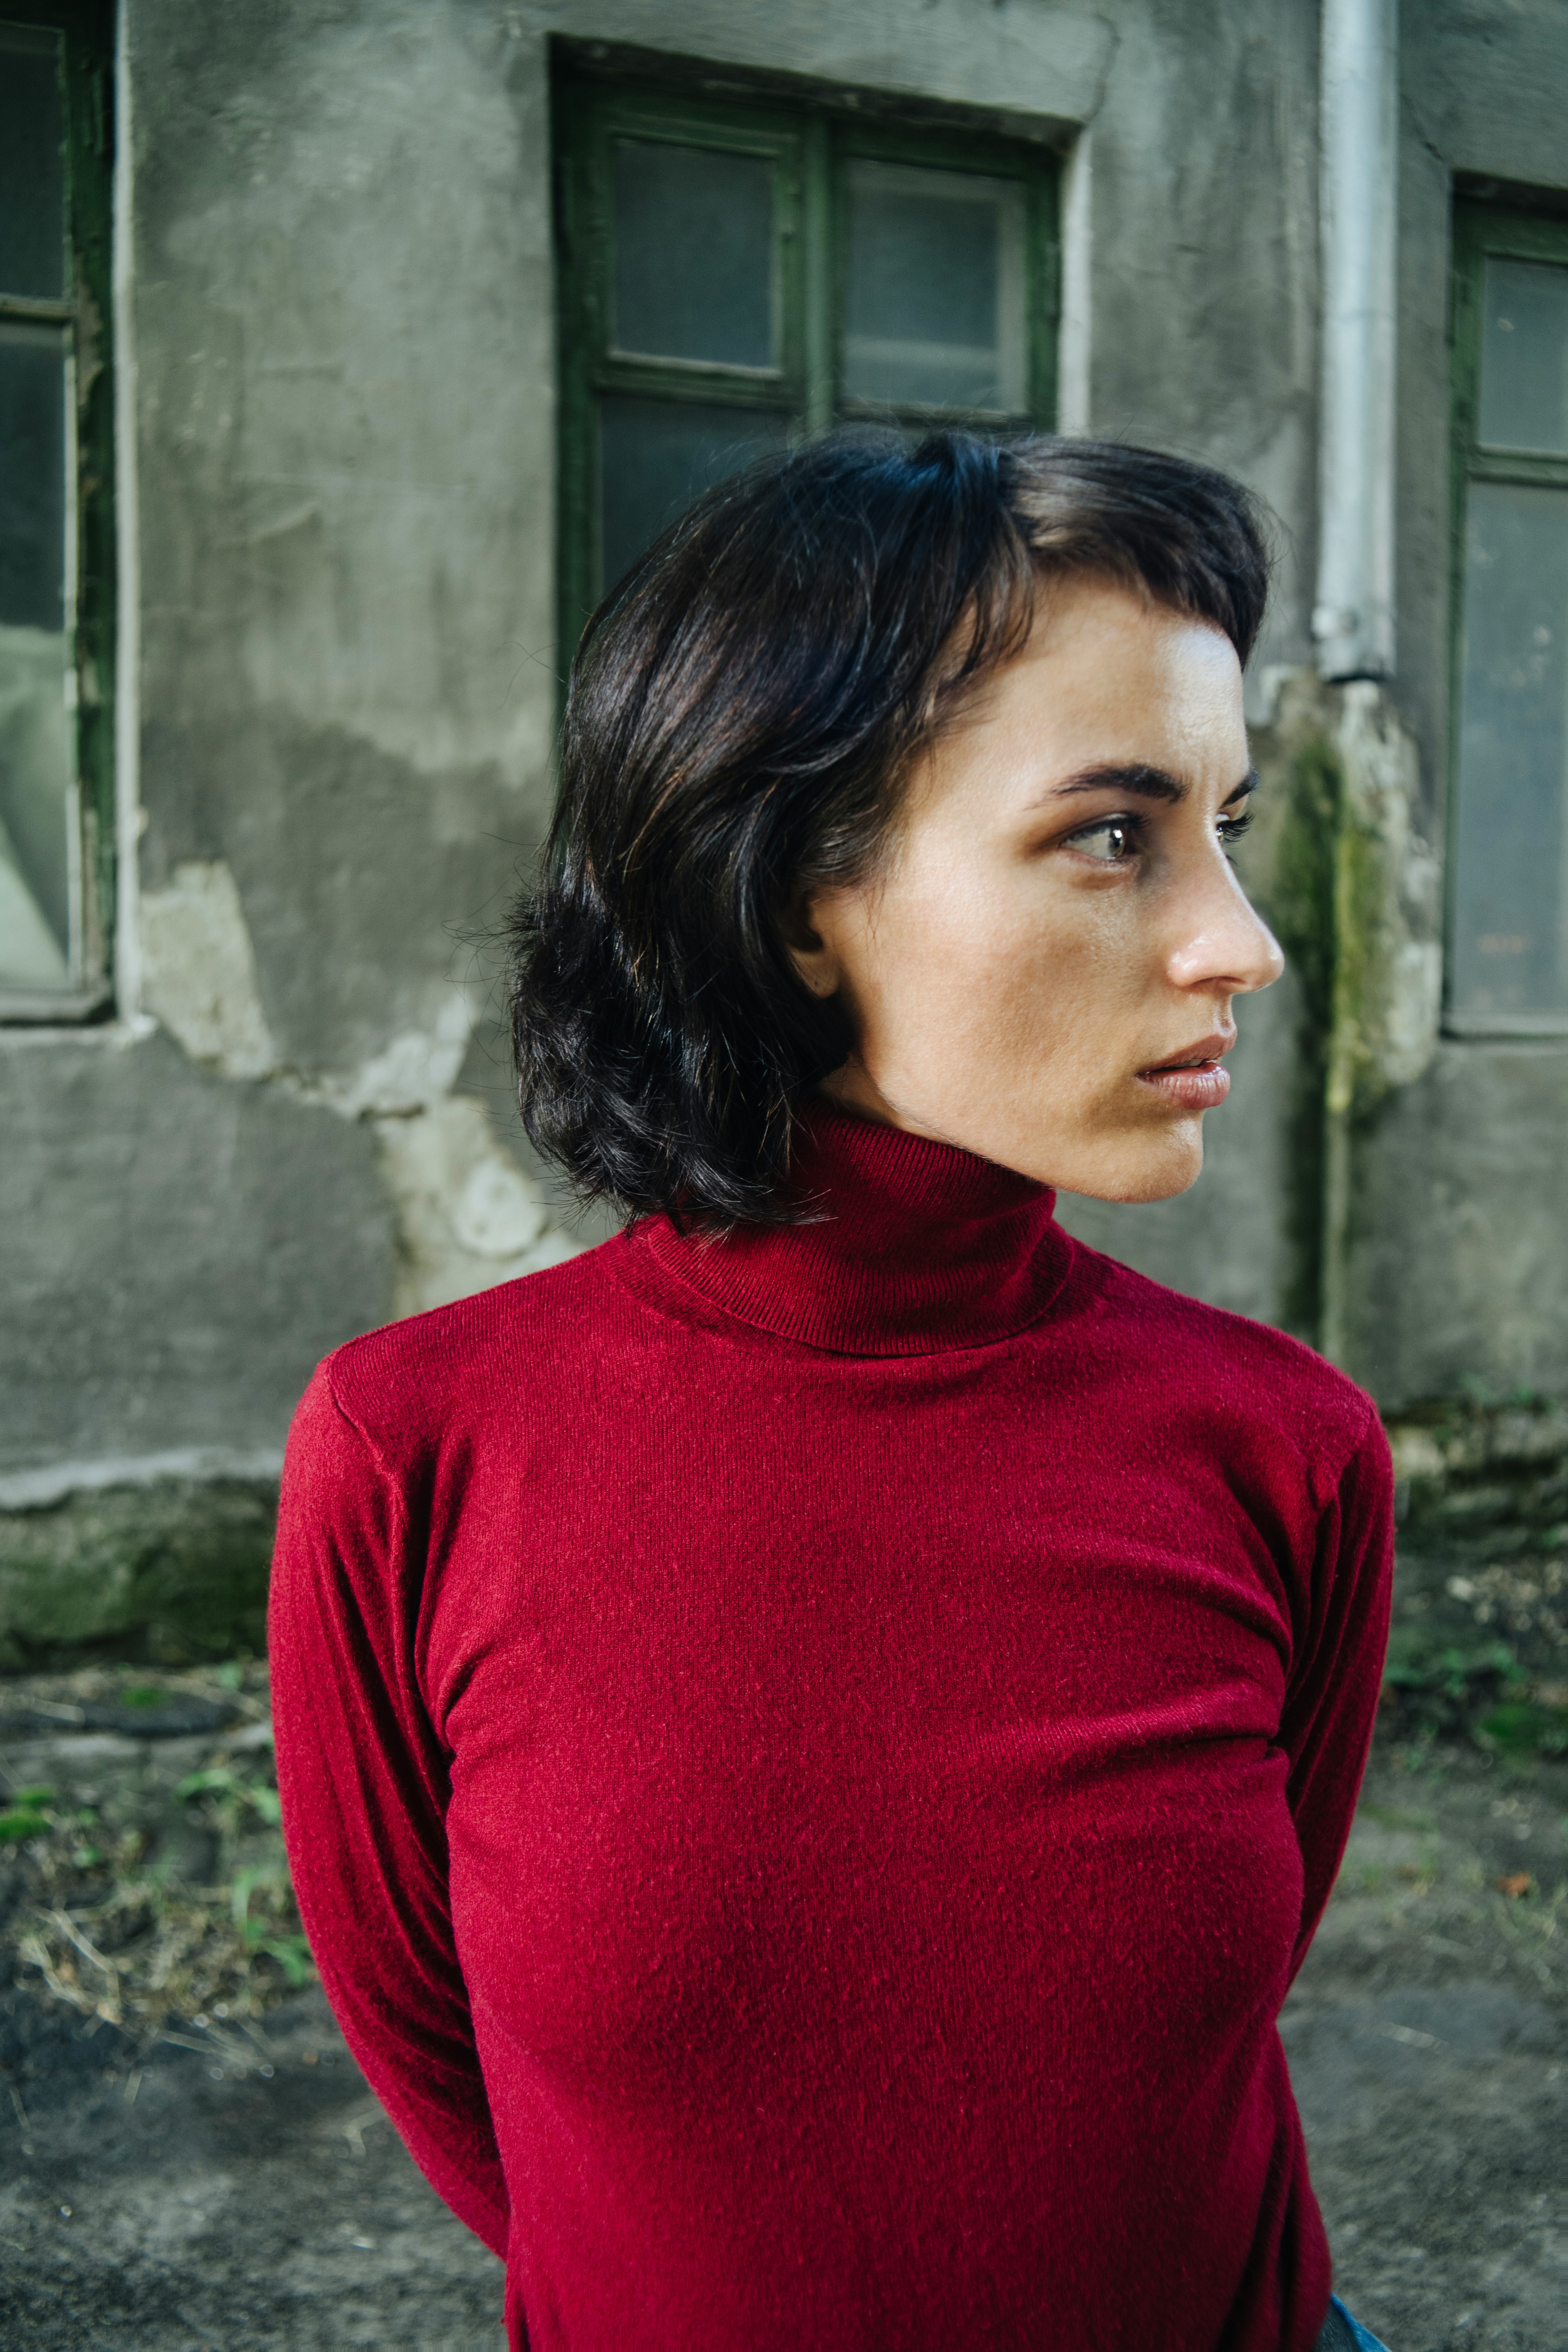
[790,571,1286,1203]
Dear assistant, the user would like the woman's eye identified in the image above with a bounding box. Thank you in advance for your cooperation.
[1218,807,1255,850]
[1063,816,1141,864]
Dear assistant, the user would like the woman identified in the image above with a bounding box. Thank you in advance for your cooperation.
[271,433,1394,2352]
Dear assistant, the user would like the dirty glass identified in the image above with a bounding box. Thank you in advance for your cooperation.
[599,396,790,593]
[611,139,776,370]
[557,80,1054,672]
[0,318,73,991]
[1451,481,1568,1021]
[1479,257,1568,457]
[0,24,65,302]
[842,160,1026,413]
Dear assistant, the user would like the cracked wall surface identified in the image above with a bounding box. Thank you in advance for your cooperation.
[2,0,1568,1629]
[138,860,277,1080]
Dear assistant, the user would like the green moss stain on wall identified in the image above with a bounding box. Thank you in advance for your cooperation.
[1246,676,1440,1361]
[1245,713,1342,1339]
[0,1481,276,1668]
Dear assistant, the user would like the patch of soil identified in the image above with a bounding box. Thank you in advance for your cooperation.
[1286,1739,1568,2350]
[0,1985,505,2349]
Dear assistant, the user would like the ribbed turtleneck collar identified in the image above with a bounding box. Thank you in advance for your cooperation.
[628,1103,1074,1357]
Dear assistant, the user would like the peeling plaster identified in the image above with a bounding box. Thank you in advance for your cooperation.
[138,860,278,1080]
[314,1005,596,1316]
[311,999,592,1315]
[135,867,586,1319]
[376,1095,580,1318]
[314,989,476,1118]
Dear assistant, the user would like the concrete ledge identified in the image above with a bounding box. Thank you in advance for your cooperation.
[0,1477,279,1667]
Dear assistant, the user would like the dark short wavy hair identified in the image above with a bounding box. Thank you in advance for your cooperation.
[510,430,1270,1227]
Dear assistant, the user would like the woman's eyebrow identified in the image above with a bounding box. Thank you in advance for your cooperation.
[1039,763,1258,807]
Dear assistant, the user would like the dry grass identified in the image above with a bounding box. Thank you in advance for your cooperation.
[0,1661,315,2054]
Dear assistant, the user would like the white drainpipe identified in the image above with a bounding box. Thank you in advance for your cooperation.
[1314,0,1399,682]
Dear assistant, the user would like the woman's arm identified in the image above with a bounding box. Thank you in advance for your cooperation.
[1278,1405,1397,1985]
[269,1362,510,2258]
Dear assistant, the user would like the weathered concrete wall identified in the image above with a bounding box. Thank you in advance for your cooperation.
[2,0,577,1506]
[0,0,1329,1507]
[0,0,584,1644]
[1341,1,1568,1406]
[1353,1043,1568,1403]
[0,1027,388,1472]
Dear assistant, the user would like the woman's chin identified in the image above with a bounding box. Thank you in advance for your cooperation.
[1047,1126,1207,1205]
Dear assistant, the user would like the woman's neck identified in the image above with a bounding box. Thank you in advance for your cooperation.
[634,1102,1071,1358]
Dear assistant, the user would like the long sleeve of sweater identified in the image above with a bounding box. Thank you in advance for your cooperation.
[1281,1408,1396,1982]
[270,1363,510,2261]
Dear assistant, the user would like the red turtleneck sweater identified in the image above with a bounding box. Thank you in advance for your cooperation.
[270,1110,1392,2352]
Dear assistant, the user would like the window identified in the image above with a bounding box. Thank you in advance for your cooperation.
[554,67,1059,654]
[0,1,114,1020]
[1449,203,1568,1034]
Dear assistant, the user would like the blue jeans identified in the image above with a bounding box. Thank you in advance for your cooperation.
[1316,2293,1392,2352]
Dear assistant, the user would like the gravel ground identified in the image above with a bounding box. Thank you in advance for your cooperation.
[1283,1741,1566,2351]
[0,1982,505,2350]
[0,1681,1562,2350]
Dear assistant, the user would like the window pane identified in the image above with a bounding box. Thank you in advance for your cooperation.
[1451,481,1568,1020]
[1479,257,1568,456]
[0,626,73,989]
[599,396,789,595]
[0,321,67,631]
[0,319,71,990]
[0,25,65,301]
[843,160,1026,413]
[612,139,776,370]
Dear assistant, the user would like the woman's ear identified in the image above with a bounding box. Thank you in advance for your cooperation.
[780,885,841,1000]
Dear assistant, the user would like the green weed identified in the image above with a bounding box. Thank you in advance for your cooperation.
[0,1808,52,1843]
[1475,1702,1568,1760]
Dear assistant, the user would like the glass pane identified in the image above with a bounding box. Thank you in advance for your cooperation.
[1479,257,1568,456]
[1451,481,1568,1020]
[599,396,790,594]
[0,25,65,301]
[0,321,67,631]
[0,319,71,991]
[843,160,1026,413]
[612,139,775,369]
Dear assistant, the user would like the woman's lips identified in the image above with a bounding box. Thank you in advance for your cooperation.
[1136,1036,1235,1111]
[1138,1060,1231,1110]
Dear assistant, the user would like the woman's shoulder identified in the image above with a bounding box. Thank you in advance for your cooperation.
[1063,1240,1384,1480]
[300,1232,635,1468]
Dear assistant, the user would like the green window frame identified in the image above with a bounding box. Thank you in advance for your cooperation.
[554,68,1060,660]
[0,0,115,1022]
[1448,201,1568,1035]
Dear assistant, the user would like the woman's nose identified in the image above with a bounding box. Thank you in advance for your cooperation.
[1165,858,1285,998]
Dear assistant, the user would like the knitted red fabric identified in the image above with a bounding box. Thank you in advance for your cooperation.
[270,1106,1393,2352]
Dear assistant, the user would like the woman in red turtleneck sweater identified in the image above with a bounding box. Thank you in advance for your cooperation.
[271,434,1394,2352]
